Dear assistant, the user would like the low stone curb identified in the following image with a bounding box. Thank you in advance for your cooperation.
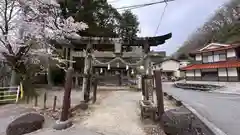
[163,92,227,135]
[174,83,222,91]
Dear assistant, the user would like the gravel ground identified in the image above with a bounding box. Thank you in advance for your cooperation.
[74,90,176,135]
[23,87,176,135]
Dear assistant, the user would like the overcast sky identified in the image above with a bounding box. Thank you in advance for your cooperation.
[109,0,229,55]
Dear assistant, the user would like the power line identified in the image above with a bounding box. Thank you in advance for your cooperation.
[155,2,168,36]
[116,0,174,11]
[108,0,121,3]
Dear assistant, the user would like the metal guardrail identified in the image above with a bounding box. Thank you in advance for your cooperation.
[0,84,23,103]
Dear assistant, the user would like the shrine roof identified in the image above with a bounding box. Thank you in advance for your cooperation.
[53,33,172,48]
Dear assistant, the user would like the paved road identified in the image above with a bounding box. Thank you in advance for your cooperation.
[163,83,240,135]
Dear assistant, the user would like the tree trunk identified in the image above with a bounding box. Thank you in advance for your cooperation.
[10,70,18,87]
[82,55,92,102]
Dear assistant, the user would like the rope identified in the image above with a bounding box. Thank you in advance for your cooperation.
[92,55,147,66]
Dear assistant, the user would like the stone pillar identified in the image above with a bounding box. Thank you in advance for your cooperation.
[143,43,151,100]
[154,70,164,117]
[75,73,78,87]
[70,48,73,68]
[62,47,65,58]
[65,47,69,60]
[104,68,107,76]
[137,75,142,95]
[127,70,130,77]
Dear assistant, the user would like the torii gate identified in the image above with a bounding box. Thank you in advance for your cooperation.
[55,33,172,119]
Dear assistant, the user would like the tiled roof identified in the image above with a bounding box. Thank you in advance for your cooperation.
[181,60,240,70]
[192,44,240,54]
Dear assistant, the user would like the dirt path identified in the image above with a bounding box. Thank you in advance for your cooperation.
[23,88,176,135]
[75,91,169,135]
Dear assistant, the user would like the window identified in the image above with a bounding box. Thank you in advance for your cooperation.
[219,54,226,61]
[203,56,208,63]
[214,54,219,62]
[208,55,213,63]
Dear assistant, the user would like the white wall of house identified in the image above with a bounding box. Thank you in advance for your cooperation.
[161,60,179,71]
[195,70,201,77]
[195,54,202,61]
[227,49,236,58]
[153,60,181,77]
[227,68,238,76]
[218,68,227,76]
[186,71,194,77]
[161,60,180,77]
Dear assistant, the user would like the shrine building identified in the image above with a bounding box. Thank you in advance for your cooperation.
[53,34,172,86]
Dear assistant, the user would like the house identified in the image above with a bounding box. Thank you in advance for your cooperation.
[181,43,240,81]
[152,58,181,79]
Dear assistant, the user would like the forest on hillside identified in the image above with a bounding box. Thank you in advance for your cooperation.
[174,0,240,59]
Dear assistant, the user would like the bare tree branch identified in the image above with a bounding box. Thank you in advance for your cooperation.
[0,26,4,34]
[8,0,17,23]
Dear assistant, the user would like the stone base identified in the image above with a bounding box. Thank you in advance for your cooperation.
[79,101,89,110]
[53,120,72,130]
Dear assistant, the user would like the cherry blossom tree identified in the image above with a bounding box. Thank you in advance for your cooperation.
[0,0,88,87]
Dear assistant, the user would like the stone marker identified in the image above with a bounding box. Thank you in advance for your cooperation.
[161,107,213,135]
[6,113,44,135]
